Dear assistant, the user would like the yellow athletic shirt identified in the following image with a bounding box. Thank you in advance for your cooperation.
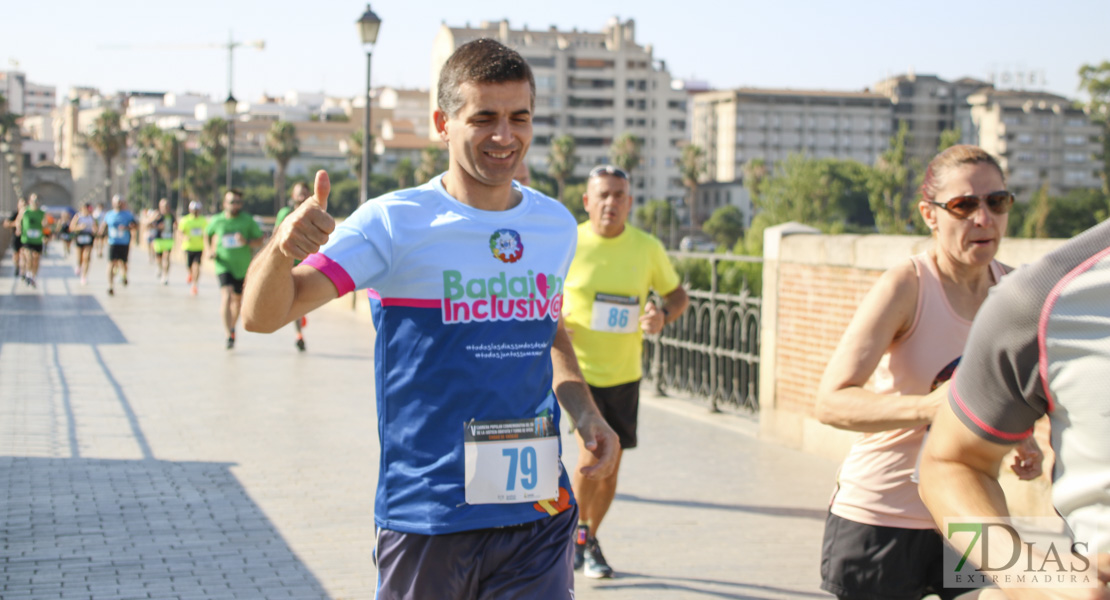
[179,215,208,252]
[563,223,681,388]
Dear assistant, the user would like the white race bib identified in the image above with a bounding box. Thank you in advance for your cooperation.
[190,228,203,237]
[221,233,243,249]
[463,417,558,505]
[589,293,640,334]
[76,233,93,245]
[26,229,42,240]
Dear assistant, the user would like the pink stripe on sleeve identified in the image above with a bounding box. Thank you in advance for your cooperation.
[303,253,355,297]
[950,380,1033,442]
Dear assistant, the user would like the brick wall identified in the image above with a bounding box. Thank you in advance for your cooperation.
[775,263,880,417]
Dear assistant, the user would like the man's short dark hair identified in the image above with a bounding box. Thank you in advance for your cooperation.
[437,38,535,118]
[227,188,244,198]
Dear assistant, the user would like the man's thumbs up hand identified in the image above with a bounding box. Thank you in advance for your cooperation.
[276,170,335,261]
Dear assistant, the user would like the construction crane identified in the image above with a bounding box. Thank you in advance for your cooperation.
[99,32,265,101]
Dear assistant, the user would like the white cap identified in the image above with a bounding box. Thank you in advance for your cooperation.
[189,201,202,211]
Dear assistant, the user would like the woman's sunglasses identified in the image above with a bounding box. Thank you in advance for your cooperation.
[930,191,1014,220]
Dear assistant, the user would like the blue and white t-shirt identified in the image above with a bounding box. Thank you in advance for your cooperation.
[304,174,579,535]
[104,210,136,245]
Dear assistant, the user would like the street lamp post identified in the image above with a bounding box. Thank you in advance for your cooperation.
[357,4,381,206]
[175,125,187,213]
[224,94,237,191]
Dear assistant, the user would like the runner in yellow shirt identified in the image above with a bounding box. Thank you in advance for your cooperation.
[562,165,689,578]
[179,201,208,296]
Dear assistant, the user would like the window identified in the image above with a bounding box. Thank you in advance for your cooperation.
[1065,135,1087,145]
[1003,116,1021,126]
[570,58,613,69]
[1065,152,1088,163]
[535,76,557,91]
[1017,133,1033,144]
[525,56,556,68]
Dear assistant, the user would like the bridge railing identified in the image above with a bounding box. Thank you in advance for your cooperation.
[642,251,762,414]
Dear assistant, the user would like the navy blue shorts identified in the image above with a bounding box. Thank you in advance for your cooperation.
[375,506,577,599]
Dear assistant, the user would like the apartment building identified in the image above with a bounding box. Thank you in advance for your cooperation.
[968,89,1103,200]
[691,88,892,183]
[431,18,688,205]
[871,73,986,168]
[1,70,56,116]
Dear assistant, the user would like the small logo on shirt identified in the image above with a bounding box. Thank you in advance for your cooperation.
[489,229,524,263]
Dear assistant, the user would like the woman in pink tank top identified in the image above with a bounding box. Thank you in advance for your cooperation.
[814,145,1042,600]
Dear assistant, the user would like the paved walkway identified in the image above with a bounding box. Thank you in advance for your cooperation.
[1,245,839,600]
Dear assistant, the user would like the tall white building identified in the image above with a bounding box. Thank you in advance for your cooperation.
[969,89,1103,200]
[431,18,688,205]
[0,70,55,116]
[691,88,892,183]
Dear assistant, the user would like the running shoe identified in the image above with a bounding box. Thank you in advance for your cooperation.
[108,287,114,296]
[122,276,128,286]
[295,338,306,352]
[190,284,197,296]
[226,335,235,350]
[583,538,613,579]
[573,524,589,571]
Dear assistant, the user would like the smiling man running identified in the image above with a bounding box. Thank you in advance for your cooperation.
[241,39,618,600]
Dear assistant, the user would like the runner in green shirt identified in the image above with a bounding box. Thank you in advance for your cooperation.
[19,194,46,288]
[206,189,263,348]
[273,181,311,351]
[179,201,208,296]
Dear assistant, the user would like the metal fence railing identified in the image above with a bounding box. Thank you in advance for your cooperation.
[642,251,762,414]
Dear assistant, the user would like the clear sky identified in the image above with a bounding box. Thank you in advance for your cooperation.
[4,0,1107,106]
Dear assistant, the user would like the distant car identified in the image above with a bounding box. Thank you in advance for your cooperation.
[679,234,718,252]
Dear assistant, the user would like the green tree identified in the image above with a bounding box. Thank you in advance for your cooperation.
[393,157,415,189]
[199,118,227,207]
[1078,61,1110,196]
[184,152,218,208]
[635,199,675,239]
[938,126,962,153]
[131,124,163,210]
[680,144,707,225]
[559,181,588,223]
[742,158,769,206]
[85,109,128,205]
[868,120,911,234]
[1043,188,1109,237]
[547,135,578,202]
[265,120,300,215]
[702,205,745,249]
[609,132,642,179]
[347,129,373,176]
[1022,182,1052,239]
[151,131,180,208]
[415,146,445,184]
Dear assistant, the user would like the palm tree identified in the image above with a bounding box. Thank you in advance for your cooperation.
[546,135,578,203]
[393,157,415,189]
[86,110,128,205]
[347,129,373,176]
[609,132,642,179]
[132,124,162,210]
[151,131,180,206]
[265,121,300,215]
[199,118,227,206]
[184,152,218,207]
[680,144,706,226]
[415,145,444,184]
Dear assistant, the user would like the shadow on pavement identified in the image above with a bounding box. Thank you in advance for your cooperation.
[0,295,126,345]
[586,573,832,599]
[0,456,332,599]
[615,492,828,520]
